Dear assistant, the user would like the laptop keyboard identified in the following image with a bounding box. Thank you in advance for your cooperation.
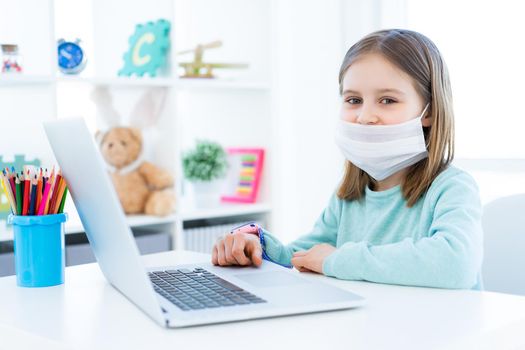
[148,267,267,311]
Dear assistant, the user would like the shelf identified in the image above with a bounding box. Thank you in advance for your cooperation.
[176,202,271,221]
[0,202,271,242]
[64,213,179,235]
[1,74,271,90]
[175,79,271,91]
[55,76,271,90]
[0,75,54,86]
[56,75,174,87]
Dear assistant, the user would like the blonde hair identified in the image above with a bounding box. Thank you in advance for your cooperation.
[337,29,455,207]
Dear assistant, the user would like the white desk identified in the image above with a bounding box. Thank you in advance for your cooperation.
[0,250,524,350]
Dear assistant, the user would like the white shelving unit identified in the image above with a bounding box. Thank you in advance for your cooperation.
[66,202,271,235]
[0,0,276,253]
[0,75,55,86]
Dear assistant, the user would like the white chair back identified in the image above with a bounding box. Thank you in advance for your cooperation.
[482,194,525,295]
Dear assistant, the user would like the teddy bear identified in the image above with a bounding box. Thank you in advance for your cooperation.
[92,87,175,216]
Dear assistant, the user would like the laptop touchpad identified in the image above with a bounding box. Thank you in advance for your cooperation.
[234,271,311,288]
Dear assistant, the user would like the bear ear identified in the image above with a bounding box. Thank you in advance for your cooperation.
[91,87,121,129]
[129,87,167,129]
[128,127,143,144]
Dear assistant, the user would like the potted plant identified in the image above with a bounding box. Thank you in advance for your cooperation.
[183,140,228,208]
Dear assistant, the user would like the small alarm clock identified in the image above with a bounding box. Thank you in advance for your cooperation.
[57,38,87,74]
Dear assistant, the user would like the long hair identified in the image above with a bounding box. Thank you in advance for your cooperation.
[337,29,455,207]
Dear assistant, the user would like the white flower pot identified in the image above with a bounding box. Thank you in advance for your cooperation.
[190,179,225,208]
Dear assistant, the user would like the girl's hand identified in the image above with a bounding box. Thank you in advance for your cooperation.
[291,243,337,274]
[212,232,263,267]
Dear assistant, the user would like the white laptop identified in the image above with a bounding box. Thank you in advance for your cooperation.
[43,118,365,328]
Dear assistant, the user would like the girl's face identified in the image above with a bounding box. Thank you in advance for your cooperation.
[340,53,431,127]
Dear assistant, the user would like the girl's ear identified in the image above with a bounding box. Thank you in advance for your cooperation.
[422,115,432,127]
[421,105,432,127]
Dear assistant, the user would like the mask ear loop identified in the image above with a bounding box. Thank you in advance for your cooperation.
[420,103,430,121]
[420,103,431,149]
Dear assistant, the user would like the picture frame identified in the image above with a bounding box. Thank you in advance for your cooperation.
[221,148,264,203]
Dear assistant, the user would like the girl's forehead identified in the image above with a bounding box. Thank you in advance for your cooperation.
[342,53,416,94]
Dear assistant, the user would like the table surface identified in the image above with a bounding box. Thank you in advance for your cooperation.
[1,250,525,350]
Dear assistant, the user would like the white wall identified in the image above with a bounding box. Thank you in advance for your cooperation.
[0,0,57,167]
[270,0,350,242]
[404,0,525,205]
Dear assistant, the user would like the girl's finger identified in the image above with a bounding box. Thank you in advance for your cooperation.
[247,239,263,266]
[291,255,315,273]
[231,235,251,265]
[223,234,237,264]
[291,256,303,269]
[217,239,230,266]
[211,244,219,265]
[293,250,308,257]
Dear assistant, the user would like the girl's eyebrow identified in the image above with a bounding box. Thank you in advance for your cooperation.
[342,88,406,96]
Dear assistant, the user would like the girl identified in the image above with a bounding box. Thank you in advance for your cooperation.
[211,29,483,290]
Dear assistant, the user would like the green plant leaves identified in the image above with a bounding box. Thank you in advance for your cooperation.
[183,140,228,181]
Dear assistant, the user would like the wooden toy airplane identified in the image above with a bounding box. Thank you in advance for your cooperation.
[177,40,248,78]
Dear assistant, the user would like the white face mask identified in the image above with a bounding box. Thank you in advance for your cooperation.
[335,104,430,181]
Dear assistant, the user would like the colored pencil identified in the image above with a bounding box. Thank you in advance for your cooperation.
[0,173,8,209]
[28,175,38,215]
[3,169,16,210]
[15,175,22,215]
[0,173,7,200]
[5,167,15,196]
[57,186,68,214]
[48,173,62,215]
[22,170,30,215]
[8,172,16,200]
[44,169,56,215]
[36,169,43,210]
[38,176,53,216]
[6,173,17,215]
[19,172,24,206]
[0,172,5,191]
[1,172,16,214]
[51,178,66,214]
[42,168,48,194]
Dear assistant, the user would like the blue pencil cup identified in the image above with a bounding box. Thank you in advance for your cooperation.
[8,213,68,287]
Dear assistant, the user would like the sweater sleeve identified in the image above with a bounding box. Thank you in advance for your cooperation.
[260,193,341,267]
[322,171,484,289]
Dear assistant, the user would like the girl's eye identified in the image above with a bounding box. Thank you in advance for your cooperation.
[345,98,362,104]
[380,98,396,104]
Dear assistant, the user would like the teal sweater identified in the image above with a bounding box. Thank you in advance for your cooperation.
[261,166,483,289]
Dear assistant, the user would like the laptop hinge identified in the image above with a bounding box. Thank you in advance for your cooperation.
[161,307,170,327]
